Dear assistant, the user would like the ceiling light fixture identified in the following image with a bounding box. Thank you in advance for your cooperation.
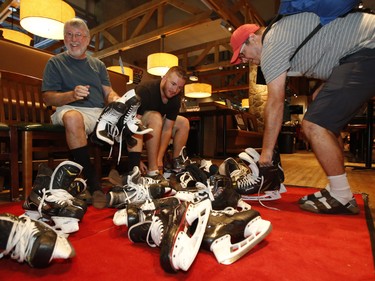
[107,66,134,84]
[0,28,32,46]
[147,34,178,77]
[184,83,212,98]
[20,0,75,40]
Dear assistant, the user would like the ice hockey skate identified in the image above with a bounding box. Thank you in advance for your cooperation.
[23,162,87,234]
[158,198,212,272]
[106,166,165,208]
[113,196,181,227]
[0,213,75,268]
[202,208,272,264]
[169,163,208,194]
[219,157,264,195]
[95,100,129,146]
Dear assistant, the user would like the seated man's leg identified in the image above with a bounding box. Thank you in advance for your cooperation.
[53,106,106,208]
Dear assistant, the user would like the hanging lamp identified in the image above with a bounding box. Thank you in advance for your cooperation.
[107,66,133,84]
[20,0,75,40]
[184,83,212,98]
[147,34,178,77]
[0,28,32,46]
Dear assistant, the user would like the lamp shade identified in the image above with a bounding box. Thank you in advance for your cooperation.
[242,98,249,108]
[107,66,134,84]
[20,0,75,40]
[184,83,212,98]
[0,28,32,46]
[147,52,178,76]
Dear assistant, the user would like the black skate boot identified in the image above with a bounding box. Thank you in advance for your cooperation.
[219,157,264,195]
[158,198,211,272]
[0,213,75,268]
[171,146,192,173]
[22,162,87,234]
[202,208,272,264]
[169,163,207,194]
[106,166,165,208]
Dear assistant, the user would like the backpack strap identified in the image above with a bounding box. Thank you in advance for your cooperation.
[289,23,322,61]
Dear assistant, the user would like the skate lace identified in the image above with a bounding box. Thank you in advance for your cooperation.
[0,215,42,263]
[115,104,139,164]
[178,171,195,188]
[147,215,163,248]
[230,168,247,182]
[210,207,237,216]
[124,182,149,204]
[237,173,261,189]
[38,188,74,215]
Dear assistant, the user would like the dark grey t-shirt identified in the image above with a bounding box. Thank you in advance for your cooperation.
[42,52,111,108]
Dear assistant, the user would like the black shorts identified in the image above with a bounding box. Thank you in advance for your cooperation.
[304,48,375,135]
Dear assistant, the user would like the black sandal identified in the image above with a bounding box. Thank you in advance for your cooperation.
[299,191,359,215]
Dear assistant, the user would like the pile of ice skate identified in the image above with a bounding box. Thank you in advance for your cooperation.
[107,147,285,273]
[0,160,88,267]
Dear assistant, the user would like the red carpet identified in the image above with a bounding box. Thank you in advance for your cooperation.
[0,186,374,281]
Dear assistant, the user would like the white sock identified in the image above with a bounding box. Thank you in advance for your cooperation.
[327,173,353,205]
[147,170,159,177]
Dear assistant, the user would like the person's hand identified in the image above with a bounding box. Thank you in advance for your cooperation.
[259,149,273,167]
[73,85,90,100]
[139,161,148,175]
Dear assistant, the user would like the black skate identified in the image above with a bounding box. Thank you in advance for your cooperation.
[0,213,75,268]
[95,101,128,146]
[240,148,287,201]
[106,166,165,208]
[202,208,272,264]
[169,163,207,194]
[114,197,181,228]
[219,157,264,195]
[22,161,87,234]
[171,146,192,173]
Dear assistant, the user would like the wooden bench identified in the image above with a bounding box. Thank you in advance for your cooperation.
[0,70,104,200]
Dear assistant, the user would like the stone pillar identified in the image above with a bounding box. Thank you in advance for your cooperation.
[248,65,268,132]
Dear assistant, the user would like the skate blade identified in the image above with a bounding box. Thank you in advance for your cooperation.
[171,199,212,271]
[211,216,272,264]
[52,216,79,234]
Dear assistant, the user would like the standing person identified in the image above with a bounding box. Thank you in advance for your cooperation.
[42,18,122,209]
[127,66,190,180]
[229,11,375,214]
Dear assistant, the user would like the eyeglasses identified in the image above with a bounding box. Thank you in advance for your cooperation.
[239,42,247,58]
[64,32,87,40]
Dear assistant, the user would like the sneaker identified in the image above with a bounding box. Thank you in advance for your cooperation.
[299,191,360,215]
[92,190,107,209]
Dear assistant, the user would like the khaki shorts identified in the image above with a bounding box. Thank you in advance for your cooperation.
[51,105,103,135]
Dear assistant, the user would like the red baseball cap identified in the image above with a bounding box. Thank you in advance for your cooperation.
[230,24,260,64]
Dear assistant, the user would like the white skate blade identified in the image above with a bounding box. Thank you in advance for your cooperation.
[113,209,128,226]
[117,89,136,103]
[171,199,212,271]
[51,235,76,260]
[52,216,79,234]
[210,216,272,264]
[238,152,259,177]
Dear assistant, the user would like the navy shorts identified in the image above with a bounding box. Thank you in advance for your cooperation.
[304,48,375,135]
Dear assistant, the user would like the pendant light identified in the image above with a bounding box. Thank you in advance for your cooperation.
[20,0,75,40]
[147,34,178,77]
[184,83,212,98]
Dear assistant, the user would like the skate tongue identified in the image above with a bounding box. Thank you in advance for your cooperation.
[52,236,76,259]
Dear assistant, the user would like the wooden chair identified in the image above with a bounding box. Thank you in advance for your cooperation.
[0,70,103,200]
